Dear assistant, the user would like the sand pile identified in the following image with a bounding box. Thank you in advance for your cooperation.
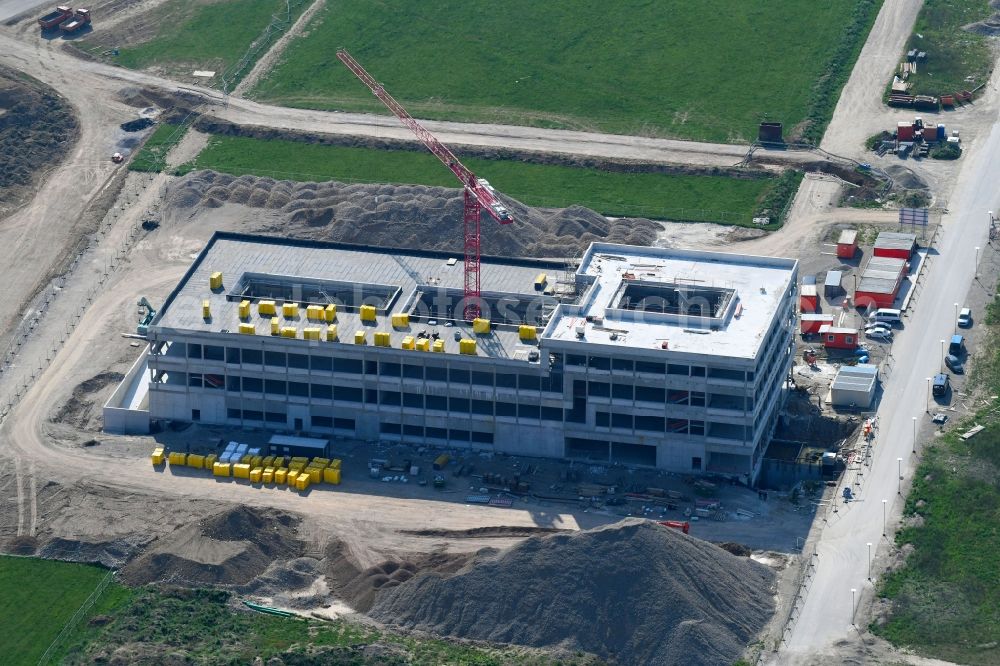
[166,170,660,257]
[121,506,303,586]
[369,519,776,665]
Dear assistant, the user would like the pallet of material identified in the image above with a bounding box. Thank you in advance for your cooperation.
[489,496,514,508]
[577,483,608,496]
[465,494,491,504]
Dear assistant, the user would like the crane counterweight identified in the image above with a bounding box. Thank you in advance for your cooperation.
[336,49,514,320]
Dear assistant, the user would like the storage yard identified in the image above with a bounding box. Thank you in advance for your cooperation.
[3,0,1000,664]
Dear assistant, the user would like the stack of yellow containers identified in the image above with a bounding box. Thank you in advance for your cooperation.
[204,454,218,469]
[151,447,165,466]
[258,300,276,316]
[210,271,223,289]
[187,453,206,469]
[271,319,280,335]
[233,463,251,479]
[415,338,430,352]
[326,325,338,341]
[401,336,415,350]
[213,462,231,477]
[303,327,321,341]
[306,305,325,321]
[239,323,255,335]
[262,467,275,484]
[249,467,263,483]
[168,452,187,466]
[283,302,299,318]
[325,304,337,322]
[391,313,409,328]
[374,331,391,347]
[459,339,477,355]
[275,468,288,484]
[238,299,251,319]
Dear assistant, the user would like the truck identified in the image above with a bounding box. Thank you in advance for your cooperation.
[59,8,90,33]
[38,6,74,30]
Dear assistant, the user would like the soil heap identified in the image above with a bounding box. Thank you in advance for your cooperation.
[369,519,776,666]
[166,170,660,258]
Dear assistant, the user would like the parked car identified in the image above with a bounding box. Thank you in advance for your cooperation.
[945,354,964,373]
[949,335,965,356]
[932,373,950,397]
[864,323,892,335]
[866,329,893,342]
[957,307,973,328]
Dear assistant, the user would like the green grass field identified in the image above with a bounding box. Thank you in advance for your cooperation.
[83,0,308,84]
[130,123,189,173]
[179,135,795,225]
[872,289,1000,664]
[0,556,112,665]
[899,0,995,97]
[249,0,879,143]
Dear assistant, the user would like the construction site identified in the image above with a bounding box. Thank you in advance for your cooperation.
[2,1,1000,664]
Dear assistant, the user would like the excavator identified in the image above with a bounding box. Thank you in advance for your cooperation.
[136,297,157,336]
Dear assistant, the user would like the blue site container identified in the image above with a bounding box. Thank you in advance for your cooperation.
[937,124,945,140]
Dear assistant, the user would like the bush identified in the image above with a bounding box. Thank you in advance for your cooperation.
[930,142,961,160]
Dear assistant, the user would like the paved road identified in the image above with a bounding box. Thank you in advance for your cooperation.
[776,64,1000,666]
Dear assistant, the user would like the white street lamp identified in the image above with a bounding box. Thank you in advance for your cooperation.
[897,457,903,495]
[850,588,857,625]
[867,542,873,581]
[912,416,917,454]
[954,303,960,335]
[975,246,981,278]
[926,377,932,413]
[882,498,888,537]
[940,339,946,367]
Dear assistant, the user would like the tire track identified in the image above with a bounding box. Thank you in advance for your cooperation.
[28,459,37,536]
[13,454,24,537]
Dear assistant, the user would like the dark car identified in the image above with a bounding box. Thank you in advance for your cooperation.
[932,373,950,397]
[945,354,964,374]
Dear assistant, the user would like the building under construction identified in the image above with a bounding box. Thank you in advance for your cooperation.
[142,232,797,482]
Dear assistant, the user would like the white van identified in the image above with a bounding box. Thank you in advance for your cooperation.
[871,308,902,326]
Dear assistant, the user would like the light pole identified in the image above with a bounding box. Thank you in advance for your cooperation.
[912,416,918,454]
[867,542,873,580]
[850,588,857,625]
[897,457,903,495]
[954,303,960,334]
[975,246,981,279]
[882,498,888,537]
[926,377,932,412]
[940,339,946,367]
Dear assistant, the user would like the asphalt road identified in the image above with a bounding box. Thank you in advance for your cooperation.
[776,67,1000,666]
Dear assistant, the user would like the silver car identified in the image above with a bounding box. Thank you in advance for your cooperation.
[866,329,893,342]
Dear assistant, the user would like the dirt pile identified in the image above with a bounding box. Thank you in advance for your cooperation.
[370,519,776,665]
[166,170,660,257]
[53,370,124,429]
[0,65,78,219]
[121,505,303,586]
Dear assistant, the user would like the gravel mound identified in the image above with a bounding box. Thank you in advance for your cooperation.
[369,519,776,665]
[166,170,660,257]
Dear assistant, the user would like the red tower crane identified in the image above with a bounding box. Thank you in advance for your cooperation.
[336,49,514,321]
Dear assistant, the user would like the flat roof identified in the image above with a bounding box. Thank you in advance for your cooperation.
[837,230,858,245]
[832,364,878,392]
[801,284,817,297]
[543,243,796,360]
[824,271,842,287]
[874,231,916,250]
[153,233,567,360]
[858,256,906,294]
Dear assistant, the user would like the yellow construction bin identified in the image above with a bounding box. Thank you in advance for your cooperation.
[258,300,276,316]
[291,456,309,465]
[281,326,297,339]
[295,474,311,491]
[187,454,205,469]
[374,331,391,347]
[251,455,263,468]
[202,300,211,319]
[238,299,251,319]
[329,459,342,470]
[151,448,165,466]
[326,325,338,341]
[213,462,231,477]
[249,467,263,483]
[262,456,275,468]
[473,318,491,334]
[325,304,337,322]
[210,271,223,290]
[286,471,299,486]
[432,339,445,352]
[534,272,547,291]
[306,305,325,321]
[323,467,342,485]
[354,331,366,345]
[233,463,251,479]
[360,304,377,322]
[391,313,409,328]
[168,452,186,466]
[401,335,415,350]
[271,319,280,336]
[275,468,288,484]
[262,467,275,484]
[415,338,430,352]
[459,339,477,355]
[289,462,305,473]
[305,467,322,483]
[282,302,299,318]
[239,323,255,335]
[240,454,252,465]
[204,454,218,470]
[303,327,321,341]
[312,457,330,468]
[519,325,538,341]
[273,456,287,468]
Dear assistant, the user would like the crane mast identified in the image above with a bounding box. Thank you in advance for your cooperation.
[336,49,513,321]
